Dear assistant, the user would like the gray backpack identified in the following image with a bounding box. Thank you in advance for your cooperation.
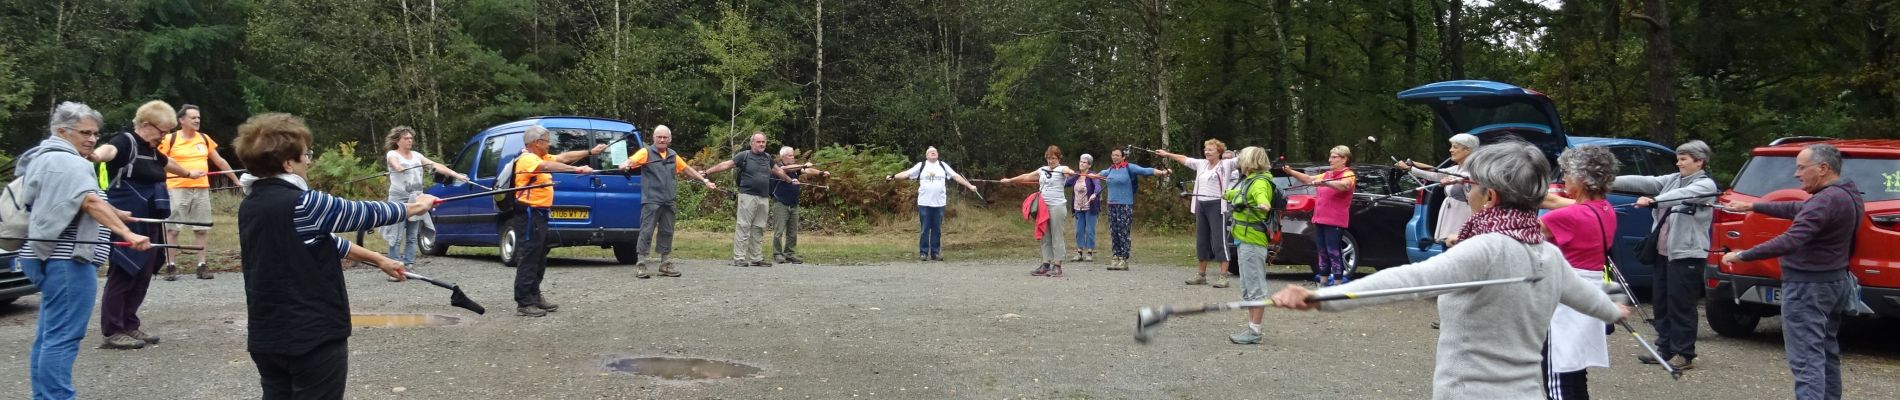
[0,145,80,251]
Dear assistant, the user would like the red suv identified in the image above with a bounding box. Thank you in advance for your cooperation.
[1704,138,1900,337]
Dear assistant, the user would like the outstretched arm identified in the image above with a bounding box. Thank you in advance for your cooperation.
[552,144,608,164]
[701,160,737,175]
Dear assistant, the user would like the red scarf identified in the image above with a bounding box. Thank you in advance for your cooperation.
[1458,207,1544,245]
[1111,161,1129,170]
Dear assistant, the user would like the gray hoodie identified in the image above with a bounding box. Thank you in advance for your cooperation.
[1612,171,1720,260]
[16,137,109,263]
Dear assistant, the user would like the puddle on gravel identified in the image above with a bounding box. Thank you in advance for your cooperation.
[605,357,764,380]
[351,313,461,328]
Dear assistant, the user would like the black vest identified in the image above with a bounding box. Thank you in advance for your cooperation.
[640,145,679,204]
[239,179,351,355]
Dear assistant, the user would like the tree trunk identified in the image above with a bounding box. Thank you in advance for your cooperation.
[813,0,824,146]
[1641,0,1678,145]
[1271,0,1296,156]
[1147,0,1172,152]
[1445,0,1464,79]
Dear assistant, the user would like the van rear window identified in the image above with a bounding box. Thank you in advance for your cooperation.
[1733,155,1900,202]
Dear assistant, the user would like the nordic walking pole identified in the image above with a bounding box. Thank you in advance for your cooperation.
[342,163,435,185]
[1133,276,1544,344]
[1604,263,1681,380]
[1612,192,1723,209]
[402,271,487,315]
[0,237,204,251]
[168,169,246,178]
[128,217,212,227]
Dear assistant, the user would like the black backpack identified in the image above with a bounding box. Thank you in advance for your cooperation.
[492,154,522,216]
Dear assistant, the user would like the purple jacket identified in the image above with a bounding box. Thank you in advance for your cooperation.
[1737,179,1864,282]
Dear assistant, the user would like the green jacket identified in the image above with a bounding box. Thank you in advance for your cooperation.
[1224,172,1275,247]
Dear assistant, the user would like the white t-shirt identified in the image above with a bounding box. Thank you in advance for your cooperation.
[901,160,961,207]
[1185,158,1238,214]
[1036,166,1074,207]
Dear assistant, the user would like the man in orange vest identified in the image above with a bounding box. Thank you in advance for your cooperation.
[158,104,235,280]
[510,125,604,317]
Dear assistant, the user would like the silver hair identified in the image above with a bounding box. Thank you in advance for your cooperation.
[1556,145,1618,197]
[1675,140,1712,162]
[1806,143,1843,174]
[47,101,103,137]
[1449,133,1480,150]
[1463,140,1551,211]
[1079,153,1093,163]
[779,146,795,156]
[523,125,550,143]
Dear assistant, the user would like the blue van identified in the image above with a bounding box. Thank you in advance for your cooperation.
[1399,81,1678,288]
[419,116,646,266]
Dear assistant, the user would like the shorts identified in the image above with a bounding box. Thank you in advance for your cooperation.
[167,188,213,231]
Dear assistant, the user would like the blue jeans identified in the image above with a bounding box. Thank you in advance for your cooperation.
[386,220,421,264]
[918,206,944,256]
[1073,209,1098,250]
[19,257,99,400]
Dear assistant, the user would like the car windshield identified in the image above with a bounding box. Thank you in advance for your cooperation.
[1733,155,1900,202]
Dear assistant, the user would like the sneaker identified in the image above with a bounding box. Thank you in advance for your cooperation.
[1047,265,1064,277]
[162,263,178,281]
[1211,274,1231,288]
[929,254,943,262]
[634,261,651,279]
[517,305,549,317]
[751,260,773,268]
[1070,252,1084,262]
[1106,258,1126,271]
[787,254,805,264]
[1082,252,1095,262]
[1637,354,1664,364]
[195,262,214,279]
[1229,330,1263,344]
[734,260,749,267]
[1031,263,1051,276]
[920,254,930,262]
[101,334,145,350]
[773,254,788,264]
[531,295,560,312]
[1335,274,1352,285]
[1185,274,1207,285]
[128,329,161,345]
[657,262,681,277]
[1670,357,1695,370]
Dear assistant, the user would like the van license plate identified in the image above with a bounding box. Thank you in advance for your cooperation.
[551,209,589,220]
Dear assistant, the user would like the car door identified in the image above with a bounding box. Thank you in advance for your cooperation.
[1350,166,1417,267]
[428,139,485,243]
[541,126,604,231]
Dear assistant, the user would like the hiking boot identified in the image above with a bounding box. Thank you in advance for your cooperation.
[162,263,178,281]
[929,254,943,262]
[1047,265,1065,277]
[1638,354,1695,370]
[1031,263,1051,276]
[531,295,560,312]
[517,305,548,317]
[195,262,213,279]
[634,261,651,279]
[1082,252,1095,262]
[127,329,161,345]
[751,260,773,268]
[1229,330,1263,345]
[734,259,749,267]
[773,254,787,264]
[101,334,146,350]
[1070,252,1084,262]
[657,262,681,277]
[1185,274,1208,285]
[787,254,805,264]
[1211,274,1231,288]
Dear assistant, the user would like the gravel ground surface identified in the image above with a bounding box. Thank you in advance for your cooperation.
[1,255,1897,399]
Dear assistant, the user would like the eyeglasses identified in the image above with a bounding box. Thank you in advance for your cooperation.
[302,150,316,161]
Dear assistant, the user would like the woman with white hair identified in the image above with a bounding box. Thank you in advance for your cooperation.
[1396,133,1481,246]
[1611,139,1718,370]
[1067,153,1102,262]
[1271,140,1629,399]
[1538,145,1622,398]
[13,101,153,399]
[887,146,979,261]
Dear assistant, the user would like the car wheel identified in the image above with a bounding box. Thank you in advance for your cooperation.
[419,217,448,256]
[1705,283,1761,337]
[613,244,640,264]
[498,225,519,268]
[1341,231,1359,272]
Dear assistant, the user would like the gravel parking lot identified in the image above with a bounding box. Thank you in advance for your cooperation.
[1,254,1896,399]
